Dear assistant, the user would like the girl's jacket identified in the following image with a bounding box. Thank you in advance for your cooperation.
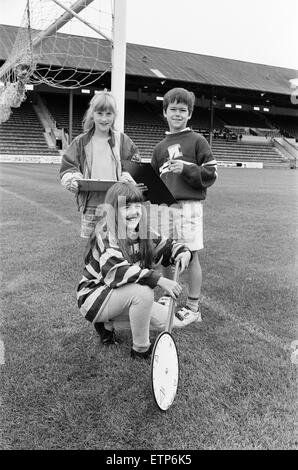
[77,226,190,324]
[59,129,139,212]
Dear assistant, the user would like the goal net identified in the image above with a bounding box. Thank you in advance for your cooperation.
[0,0,113,123]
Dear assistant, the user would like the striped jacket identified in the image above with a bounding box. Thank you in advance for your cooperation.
[77,227,190,323]
[151,129,217,201]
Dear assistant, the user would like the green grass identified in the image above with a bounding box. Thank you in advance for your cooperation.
[0,164,297,450]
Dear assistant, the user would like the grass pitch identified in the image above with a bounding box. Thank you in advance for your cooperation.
[0,163,297,450]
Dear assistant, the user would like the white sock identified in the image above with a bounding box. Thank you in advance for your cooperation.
[186,297,199,312]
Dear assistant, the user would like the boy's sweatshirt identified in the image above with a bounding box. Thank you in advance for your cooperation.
[151,129,217,201]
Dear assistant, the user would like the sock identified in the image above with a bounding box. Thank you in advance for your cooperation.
[186,297,199,312]
[132,342,151,353]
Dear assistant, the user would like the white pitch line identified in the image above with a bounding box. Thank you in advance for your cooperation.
[0,187,75,226]
[0,339,5,365]
[200,294,289,352]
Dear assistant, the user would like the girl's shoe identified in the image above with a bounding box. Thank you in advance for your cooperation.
[94,323,119,345]
[131,343,153,359]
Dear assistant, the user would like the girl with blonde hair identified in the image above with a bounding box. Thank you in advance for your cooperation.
[60,90,140,238]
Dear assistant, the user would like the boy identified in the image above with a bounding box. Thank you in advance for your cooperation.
[151,87,217,322]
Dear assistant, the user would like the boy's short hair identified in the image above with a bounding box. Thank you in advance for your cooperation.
[163,88,195,114]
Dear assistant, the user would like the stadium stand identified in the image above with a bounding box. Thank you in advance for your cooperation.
[124,100,164,124]
[124,100,167,155]
[0,94,293,168]
[267,115,298,139]
[40,92,88,138]
[211,140,286,167]
[215,109,274,129]
[191,107,225,130]
[124,126,288,167]
[0,99,59,156]
[0,23,297,167]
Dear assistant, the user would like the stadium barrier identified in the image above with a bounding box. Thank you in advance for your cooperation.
[0,154,62,163]
[217,161,263,168]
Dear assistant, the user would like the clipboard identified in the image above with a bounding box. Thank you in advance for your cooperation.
[77,179,116,192]
[123,161,177,206]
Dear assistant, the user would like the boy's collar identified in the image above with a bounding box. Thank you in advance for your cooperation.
[165,127,191,135]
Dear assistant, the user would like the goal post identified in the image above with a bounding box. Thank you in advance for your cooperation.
[51,0,110,41]
[111,0,127,132]
[0,0,128,132]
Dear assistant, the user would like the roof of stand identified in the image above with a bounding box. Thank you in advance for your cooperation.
[0,24,297,96]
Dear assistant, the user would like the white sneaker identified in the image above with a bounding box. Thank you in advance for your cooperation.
[173,307,202,328]
[157,295,171,308]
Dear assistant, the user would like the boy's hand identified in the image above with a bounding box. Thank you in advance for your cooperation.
[168,159,184,174]
[175,251,191,273]
[131,153,142,163]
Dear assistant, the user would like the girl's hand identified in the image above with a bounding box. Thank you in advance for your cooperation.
[69,178,79,193]
[136,183,148,192]
[120,171,136,183]
[61,171,82,194]
[175,251,191,273]
[157,277,182,300]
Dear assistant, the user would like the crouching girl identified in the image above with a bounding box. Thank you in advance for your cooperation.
[77,182,198,359]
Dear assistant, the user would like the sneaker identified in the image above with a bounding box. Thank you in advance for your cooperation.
[173,307,202,328]
[94,323,119,345]
[157,295,171,308]
[130,343,153,360]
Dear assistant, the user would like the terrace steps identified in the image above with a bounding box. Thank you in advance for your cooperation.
[0,101,59,156]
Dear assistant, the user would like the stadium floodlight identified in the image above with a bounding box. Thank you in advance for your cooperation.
[254,106,260,111]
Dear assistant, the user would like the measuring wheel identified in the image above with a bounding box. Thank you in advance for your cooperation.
[151,331,179,411]
[150,262,181,411]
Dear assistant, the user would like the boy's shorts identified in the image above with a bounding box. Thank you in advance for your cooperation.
[157,200,203,251]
